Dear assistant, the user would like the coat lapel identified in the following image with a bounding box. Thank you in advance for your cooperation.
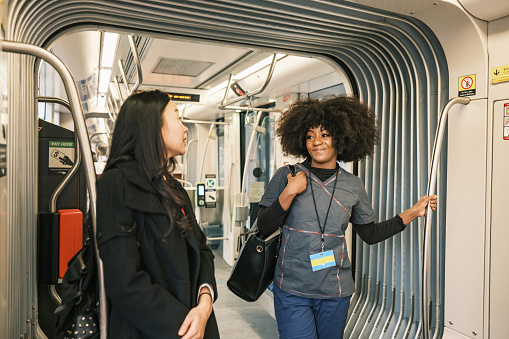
[116,159,201,268]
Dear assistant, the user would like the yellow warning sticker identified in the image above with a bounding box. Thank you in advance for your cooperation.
[458,74,476,97]
[492,64,509,84]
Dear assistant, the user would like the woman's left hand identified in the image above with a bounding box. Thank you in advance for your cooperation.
[399,195,437,225]
[178,295,212,339]
[415,194,437,217]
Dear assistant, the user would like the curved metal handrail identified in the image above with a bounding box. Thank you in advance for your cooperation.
[223,106,281,113]
[116,35,143,96]
[127,35,143,94]
[421,96,470,339]
[219,53,277,109]
[90,132,109,141]
[118,59,129,96]
[38,96,82,306]
[1,40,107,339]
[113,76,124,101]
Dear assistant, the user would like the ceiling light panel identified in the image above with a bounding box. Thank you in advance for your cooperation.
[152,57,214,77]
[101,32,119,68]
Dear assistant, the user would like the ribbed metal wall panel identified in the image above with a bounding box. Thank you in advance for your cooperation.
[4,1,448,338]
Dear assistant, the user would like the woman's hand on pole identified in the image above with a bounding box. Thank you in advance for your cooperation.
[399,195,437,225]
[279,171,307,211]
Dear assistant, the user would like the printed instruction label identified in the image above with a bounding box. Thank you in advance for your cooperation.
[205,174,216,208]
[49,141,75,174]
[492,64,509,84]
[504,104,509,140]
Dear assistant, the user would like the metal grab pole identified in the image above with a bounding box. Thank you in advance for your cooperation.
[421,97,470,339]
[1,40,107,339]
[118,59,130,96]
[127,35,143,94]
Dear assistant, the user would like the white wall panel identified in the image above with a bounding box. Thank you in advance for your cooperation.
[444,100,487,339]
[487,15,509,339]
[489,100,509,339]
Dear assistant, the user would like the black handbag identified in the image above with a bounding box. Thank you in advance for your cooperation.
[227,227,280,302]
[227,164,294,302]
[54,239,99,339]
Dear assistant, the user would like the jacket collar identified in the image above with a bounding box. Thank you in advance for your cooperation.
[112,159,200,254]
[114,158,158,194]
[113,159,168,215]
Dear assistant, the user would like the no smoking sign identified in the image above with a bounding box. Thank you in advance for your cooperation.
[459,74,476,97]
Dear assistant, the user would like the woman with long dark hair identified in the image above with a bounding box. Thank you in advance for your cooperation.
[97,90,220,338]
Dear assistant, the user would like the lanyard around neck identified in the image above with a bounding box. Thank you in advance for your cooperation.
[309,168,339,252]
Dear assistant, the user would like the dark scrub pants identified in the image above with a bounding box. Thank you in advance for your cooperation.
[273,285,352,339]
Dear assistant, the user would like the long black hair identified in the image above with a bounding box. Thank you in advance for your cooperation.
[104,90,191,236]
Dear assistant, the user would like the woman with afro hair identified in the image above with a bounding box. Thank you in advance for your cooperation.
[257,95,437,339]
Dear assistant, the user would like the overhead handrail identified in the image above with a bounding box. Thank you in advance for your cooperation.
[116,35,143,97]
[128,35,143,94]
[118,59,130,97]
[90,132,109,142]
[108,96,119,115]
[106,101,116,122]
[182,119,229,125]
[223,106,281,113]
[38,96,71,114]
[38,96,82,306]
[421,96,470,339]
[113,76,124,101]
[1,40,107,339]
[85,112,112,119]
[219,53,278,109]
[106,102,116,123]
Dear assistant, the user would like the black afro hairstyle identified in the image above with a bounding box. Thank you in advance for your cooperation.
[275,95,379,163]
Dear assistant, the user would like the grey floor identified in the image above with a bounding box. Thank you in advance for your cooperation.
[211,246,279,339]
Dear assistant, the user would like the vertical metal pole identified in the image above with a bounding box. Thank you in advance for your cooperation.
[1,40,107,339]
[113,76,124,101]
[422,97,470,339]
[127,35,143,94]
[118,59,130,95]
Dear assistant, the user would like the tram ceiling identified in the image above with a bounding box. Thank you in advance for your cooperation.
[8,0,449,168]
[10,0,450,191]
[10,0,447,101]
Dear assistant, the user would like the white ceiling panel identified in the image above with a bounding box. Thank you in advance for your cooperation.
[116,36,256,89]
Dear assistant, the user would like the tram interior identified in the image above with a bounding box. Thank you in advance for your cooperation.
[38,29,348,338]
[2,0,509,338]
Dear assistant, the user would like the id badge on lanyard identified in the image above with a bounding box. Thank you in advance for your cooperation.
[308,166,340,272]
[310,250,336,271]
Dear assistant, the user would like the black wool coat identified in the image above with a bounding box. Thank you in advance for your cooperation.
[96,159,220,339]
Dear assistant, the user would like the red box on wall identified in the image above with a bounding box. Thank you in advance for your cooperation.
[58,209,83,278]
